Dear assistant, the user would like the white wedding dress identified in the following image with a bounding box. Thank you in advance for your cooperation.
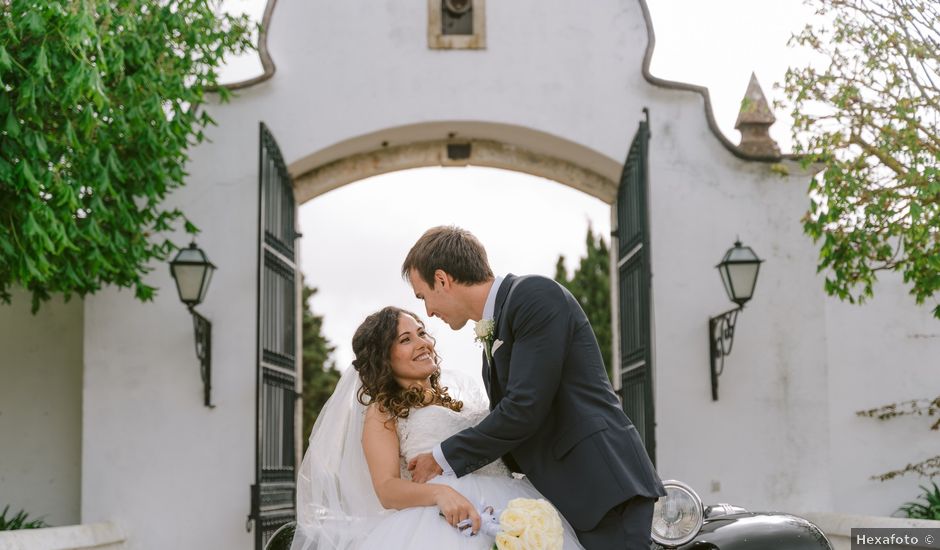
[360,404,584,549]
[289,368,584,550]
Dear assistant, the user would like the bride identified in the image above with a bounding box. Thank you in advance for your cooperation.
[290,306,584,550]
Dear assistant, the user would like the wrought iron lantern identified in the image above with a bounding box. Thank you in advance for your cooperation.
[169,242,217,408]
[709,240,763,401]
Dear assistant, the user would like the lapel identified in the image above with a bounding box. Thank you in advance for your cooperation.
[491,273,516,335]
[483,274,515,405]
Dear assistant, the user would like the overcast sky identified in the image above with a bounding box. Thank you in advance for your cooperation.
[219,0,818,379]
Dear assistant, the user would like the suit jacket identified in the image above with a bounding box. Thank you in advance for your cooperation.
[440,274,666,531]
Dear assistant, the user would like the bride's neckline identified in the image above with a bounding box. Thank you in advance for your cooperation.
[402,403,484,422]
[409,403,462,415]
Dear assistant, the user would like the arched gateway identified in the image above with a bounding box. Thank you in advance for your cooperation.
[252,114,657,545]
[290,121,621,204]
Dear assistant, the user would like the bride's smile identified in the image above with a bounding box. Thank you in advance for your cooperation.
[391,313,440,389]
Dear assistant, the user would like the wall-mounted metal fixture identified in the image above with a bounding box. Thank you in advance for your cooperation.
[446,143,471,160]
[709,240,763,401]
[428,0,486,50]
[169,242,217,408]
[442,0,473,35]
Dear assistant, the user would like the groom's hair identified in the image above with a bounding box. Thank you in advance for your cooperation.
[402,226,493,287]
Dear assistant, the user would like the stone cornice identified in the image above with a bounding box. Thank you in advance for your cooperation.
[637,0,798,163]
[218,0,278,90]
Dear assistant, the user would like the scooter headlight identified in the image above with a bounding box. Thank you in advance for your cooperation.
[651,480,705,548]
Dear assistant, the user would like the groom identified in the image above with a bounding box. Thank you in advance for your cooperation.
[403,226,665,550]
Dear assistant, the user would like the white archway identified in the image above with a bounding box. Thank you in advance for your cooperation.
[289,121,622,205]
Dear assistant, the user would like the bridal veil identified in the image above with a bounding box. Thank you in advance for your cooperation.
[290,366,488,550]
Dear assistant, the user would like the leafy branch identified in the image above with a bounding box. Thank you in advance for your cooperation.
[782,0,940,319]
[857,397,940,481]
[0,0,255,312]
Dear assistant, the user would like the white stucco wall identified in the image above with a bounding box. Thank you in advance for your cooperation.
[0,288,83,527]
[643,87,834,513]
[80,166,258,549]
[80,86,262,547]
[824,275,940,516]
[72,1,937,548]
[263,0,649,180]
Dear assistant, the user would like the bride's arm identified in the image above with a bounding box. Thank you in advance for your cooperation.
[362,404,481,531]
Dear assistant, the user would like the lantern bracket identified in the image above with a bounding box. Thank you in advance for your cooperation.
[189,306,214,408]
[708,305,741,402]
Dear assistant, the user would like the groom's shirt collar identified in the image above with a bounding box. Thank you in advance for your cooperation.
[482,275,504,321]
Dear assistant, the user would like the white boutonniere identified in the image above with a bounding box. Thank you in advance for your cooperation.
[474,319,495,364]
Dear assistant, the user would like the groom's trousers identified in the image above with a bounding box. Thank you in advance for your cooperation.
[574,495,655,550]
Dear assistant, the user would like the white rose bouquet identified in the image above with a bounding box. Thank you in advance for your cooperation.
[484,498,564,550]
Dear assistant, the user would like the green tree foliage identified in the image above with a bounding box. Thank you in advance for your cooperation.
[782,0,940,319]
[555,227,612,380]
[0,1,254,311]
[301,284,341,452]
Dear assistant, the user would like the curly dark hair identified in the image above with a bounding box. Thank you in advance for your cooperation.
[352,306,462,420]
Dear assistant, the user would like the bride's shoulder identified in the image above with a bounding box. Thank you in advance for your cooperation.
[364,403,397,429]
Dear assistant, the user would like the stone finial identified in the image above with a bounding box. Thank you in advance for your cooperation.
[734,73,781,157]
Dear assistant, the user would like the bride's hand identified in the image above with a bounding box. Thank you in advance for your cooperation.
[433,485,481,535]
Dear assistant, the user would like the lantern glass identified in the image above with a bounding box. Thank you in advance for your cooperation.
[198,266,214,303]
[719,265,735,302]
[170,245,216,307]
[717,241,762,306]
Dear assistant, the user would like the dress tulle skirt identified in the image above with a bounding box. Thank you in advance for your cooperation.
[360,473,583,550]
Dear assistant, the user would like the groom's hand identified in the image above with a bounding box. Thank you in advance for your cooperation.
[408,452,443,483]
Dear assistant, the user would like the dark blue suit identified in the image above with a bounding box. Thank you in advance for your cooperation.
[440,275,665,548]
